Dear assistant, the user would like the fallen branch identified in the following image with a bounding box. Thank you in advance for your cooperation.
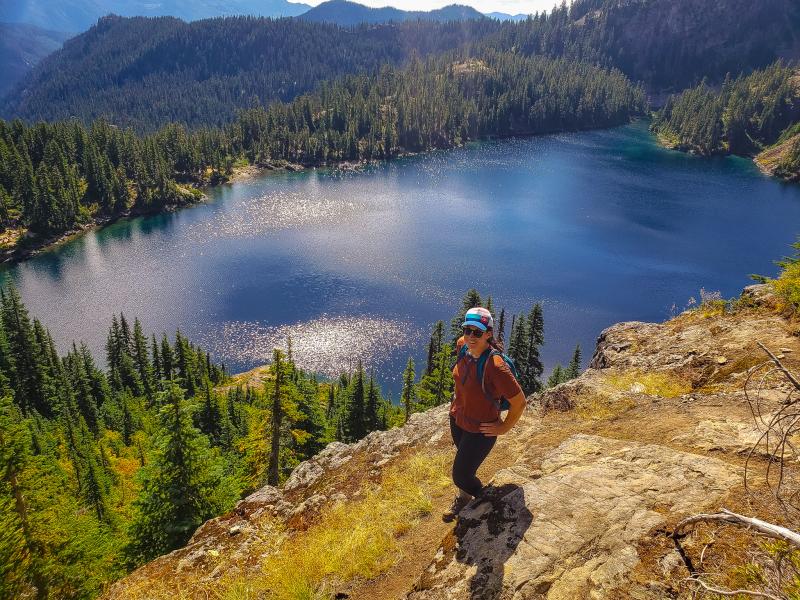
[674,508,800,549]
[757,342,800,393]
[684,577,782,600]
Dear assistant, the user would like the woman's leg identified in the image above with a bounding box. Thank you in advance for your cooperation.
[451,422,497,498]
[449,416,471,500]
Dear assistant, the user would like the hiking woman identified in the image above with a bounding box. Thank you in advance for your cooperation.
[443,306,526,522]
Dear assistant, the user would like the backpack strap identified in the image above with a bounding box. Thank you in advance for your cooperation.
[480,350,516,411]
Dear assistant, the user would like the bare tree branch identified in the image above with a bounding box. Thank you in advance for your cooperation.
[684,577,783,600]
[674,509,800,549]
[757,341,800,392]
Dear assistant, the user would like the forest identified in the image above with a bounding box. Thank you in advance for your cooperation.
[0,285,580,598]
[2,0,797,130]
[0,50,645,245]
[0,15,502,131]
[651,61,800,157]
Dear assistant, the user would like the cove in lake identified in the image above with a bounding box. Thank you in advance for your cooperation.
[3,121,800,396]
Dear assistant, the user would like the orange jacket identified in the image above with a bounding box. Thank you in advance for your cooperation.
[449,336,523,433]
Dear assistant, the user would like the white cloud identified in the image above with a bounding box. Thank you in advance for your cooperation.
[291,0,563,17]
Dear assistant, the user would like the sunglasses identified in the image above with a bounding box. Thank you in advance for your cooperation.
[462,327,485,338]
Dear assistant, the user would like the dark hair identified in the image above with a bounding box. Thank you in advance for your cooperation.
[486,328,504,352]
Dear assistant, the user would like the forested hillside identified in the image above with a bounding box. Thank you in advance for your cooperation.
[651,61,800,180]
[3,0,798,131]
[486,0,800,92]
[1,16,501,131]
[0,52,644,250]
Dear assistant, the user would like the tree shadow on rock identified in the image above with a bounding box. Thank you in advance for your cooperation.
[453,483,533,600]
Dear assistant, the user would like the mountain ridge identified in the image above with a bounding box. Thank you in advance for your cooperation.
[0,0,311,33]
[299,0,486,25]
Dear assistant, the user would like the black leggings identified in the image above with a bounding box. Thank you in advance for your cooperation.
[450,415,497,497]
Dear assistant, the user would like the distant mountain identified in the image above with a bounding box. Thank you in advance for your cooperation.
[0,22,70,99]
[299,0,485,26]
[0,0,311,33]
[485,12,528,21]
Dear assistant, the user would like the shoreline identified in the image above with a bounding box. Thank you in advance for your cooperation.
[651,124,800,184]
[1,118,642,264]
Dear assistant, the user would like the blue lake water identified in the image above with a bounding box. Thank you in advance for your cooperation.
[4,120,800,396]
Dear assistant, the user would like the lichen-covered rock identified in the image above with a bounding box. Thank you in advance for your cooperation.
[408,435,740,600]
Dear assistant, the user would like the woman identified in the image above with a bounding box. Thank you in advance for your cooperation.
[443,306,526,522]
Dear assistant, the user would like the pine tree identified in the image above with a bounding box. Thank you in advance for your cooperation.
[197,380,223,446]
[520,304,544,394]
[151,334,162,384]
[0,394,39,597]
[416,344,453,409]
[132,319,153,402]
[365,375,381,433]
[126,384,236,565]
[547,365,567,388]
[401,357,416,423]
[160,333,174,381]
[344,361,366,442]
[507,313,528,370]
[1,286,52,416]
[566,344,581,380]
[425,321,445,376]
[497,308,506,343]
[267,349,284,486]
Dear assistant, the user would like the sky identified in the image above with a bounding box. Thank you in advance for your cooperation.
[290,0,562,16]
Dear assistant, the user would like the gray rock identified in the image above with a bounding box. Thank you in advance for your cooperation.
[408,434,739,600]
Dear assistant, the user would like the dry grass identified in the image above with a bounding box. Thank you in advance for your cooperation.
[605,370,691,398]
[217,451,451,600]
[0,227,25,249]
[574,391,637,420]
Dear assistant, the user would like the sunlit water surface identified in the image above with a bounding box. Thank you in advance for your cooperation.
[4,121,800,396]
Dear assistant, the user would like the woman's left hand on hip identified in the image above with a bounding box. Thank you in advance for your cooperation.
[479,419,508,436]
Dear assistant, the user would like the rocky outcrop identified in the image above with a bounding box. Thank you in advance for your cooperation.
[409,435,739,599]
[106,284,799,599]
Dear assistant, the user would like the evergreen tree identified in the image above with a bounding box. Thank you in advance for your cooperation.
[132,318,154,402]
[520,303,545,394]
[197,381,223,446]
[401,357,416,423]
[126,384,236,565]
[566,344,582,380]
[0,286,51,416]
[0,395,38,597]
[497,308,506,343]
[547,365,568,388]
[416,344,453,409]
[344,361,367,442]
[507,312,528,369]
[365,374,382,433]
[425,320,445,376]
[267,349,284,487]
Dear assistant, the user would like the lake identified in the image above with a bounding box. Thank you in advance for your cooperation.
[4,121,800,396]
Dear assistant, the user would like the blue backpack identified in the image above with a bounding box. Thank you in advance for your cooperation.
[455,344,519,411]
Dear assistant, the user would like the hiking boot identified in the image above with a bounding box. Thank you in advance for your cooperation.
[442,494,470,522]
